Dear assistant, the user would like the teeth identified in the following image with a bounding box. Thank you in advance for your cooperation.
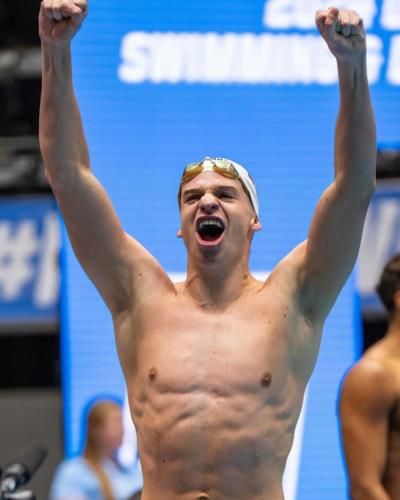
[199,219,224,230]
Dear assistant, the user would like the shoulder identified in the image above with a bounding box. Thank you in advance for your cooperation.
[262,241,313,323]
[50,457,96,497]
[264,241,306,292]
[340,355,397,413]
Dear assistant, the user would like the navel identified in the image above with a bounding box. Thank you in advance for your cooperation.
[148,367,158,382]
[260,372,272,388]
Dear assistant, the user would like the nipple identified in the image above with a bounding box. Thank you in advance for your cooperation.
[148,367,158,382]
[260,372,272,388]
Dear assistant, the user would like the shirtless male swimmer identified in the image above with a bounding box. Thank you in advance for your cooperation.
[39,2,376,499]
[340,254,400,500]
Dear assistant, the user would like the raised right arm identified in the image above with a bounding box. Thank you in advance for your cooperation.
[39,0,170,315]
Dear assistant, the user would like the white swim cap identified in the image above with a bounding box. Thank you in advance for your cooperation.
[199,157,259,219]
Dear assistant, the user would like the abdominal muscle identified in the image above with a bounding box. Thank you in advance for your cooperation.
[118,280,312,500]
[129,366,302,500]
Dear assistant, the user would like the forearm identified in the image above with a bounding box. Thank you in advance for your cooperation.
[40,42,90,187]
[334,55,376,197]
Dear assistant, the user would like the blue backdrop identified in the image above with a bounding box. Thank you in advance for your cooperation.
[62,1,400,498]
[0,196,59,325]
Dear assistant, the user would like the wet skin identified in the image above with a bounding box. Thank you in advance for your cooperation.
[116,267,321,500]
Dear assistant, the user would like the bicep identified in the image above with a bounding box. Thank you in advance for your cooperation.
[52,168,164,313]
[300,181,371,320]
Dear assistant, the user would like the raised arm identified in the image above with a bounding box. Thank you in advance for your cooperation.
[339,360,394,500]
[297,7,376,322]
[39,0,169,315]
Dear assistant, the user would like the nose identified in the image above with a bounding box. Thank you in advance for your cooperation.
[199,193,219,213]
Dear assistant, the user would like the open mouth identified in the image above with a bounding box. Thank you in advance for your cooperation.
[196,217,225,244]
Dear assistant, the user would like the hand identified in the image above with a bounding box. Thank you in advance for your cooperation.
[316,7,366,62]
[39,0,88,47]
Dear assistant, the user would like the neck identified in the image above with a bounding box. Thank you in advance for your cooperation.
[387,312,400,339]
[185,257,254,309]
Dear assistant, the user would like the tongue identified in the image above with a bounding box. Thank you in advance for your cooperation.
[202,233,219,241]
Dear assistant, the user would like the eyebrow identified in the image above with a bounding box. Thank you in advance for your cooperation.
[182,185,240,197]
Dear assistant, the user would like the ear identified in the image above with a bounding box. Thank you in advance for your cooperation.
[251,217,262,232]
[177,228,183,238]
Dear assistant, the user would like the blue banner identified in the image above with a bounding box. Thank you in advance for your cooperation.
[0,196,60,325]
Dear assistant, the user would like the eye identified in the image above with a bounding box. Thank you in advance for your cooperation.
[185,194,201,203]
[219,191,234,200]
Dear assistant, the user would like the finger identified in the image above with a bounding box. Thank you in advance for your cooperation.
[61,0,84,14]
[350,12,362,35]
[315,10,327,34]
[73,0,88,15]
[52,9,63,21]
[41,0,55,20]
[338,11,351,37]
[341,24,351,37]
[52,0,64,21]
[322,7,340,41]
[350,22,361,36]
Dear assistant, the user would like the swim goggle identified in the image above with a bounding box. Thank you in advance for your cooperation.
[178,157,259,220]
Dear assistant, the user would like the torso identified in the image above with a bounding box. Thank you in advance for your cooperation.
[373,341,400,499]
[386,399,400,498]
[115,269,321,500]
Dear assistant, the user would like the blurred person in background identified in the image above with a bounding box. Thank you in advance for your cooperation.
[340,254,400,500]
[50,399,142,500]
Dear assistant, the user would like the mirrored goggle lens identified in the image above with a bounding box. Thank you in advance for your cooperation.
[181,158,239,184]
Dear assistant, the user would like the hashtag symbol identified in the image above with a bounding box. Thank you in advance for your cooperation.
[0,221,39,301]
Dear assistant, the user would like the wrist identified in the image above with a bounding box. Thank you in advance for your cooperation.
[41,38,71,51]
[336,51,367,68]
[41,42,72,82]
[336,55,368,89]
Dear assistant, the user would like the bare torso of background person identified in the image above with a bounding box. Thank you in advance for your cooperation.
[341,335,400,500]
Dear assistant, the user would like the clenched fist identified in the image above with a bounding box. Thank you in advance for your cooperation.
[39,0,88,47]
[316,7,366,62]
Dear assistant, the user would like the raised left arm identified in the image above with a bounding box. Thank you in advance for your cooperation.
[298,7,376,322]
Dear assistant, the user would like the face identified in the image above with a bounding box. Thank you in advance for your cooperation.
[178,171,261,261]
[96,407,124,451]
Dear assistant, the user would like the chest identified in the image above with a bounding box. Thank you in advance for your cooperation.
[129,298,304,400]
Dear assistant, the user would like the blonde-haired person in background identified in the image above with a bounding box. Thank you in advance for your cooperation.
[50,400,142,500]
